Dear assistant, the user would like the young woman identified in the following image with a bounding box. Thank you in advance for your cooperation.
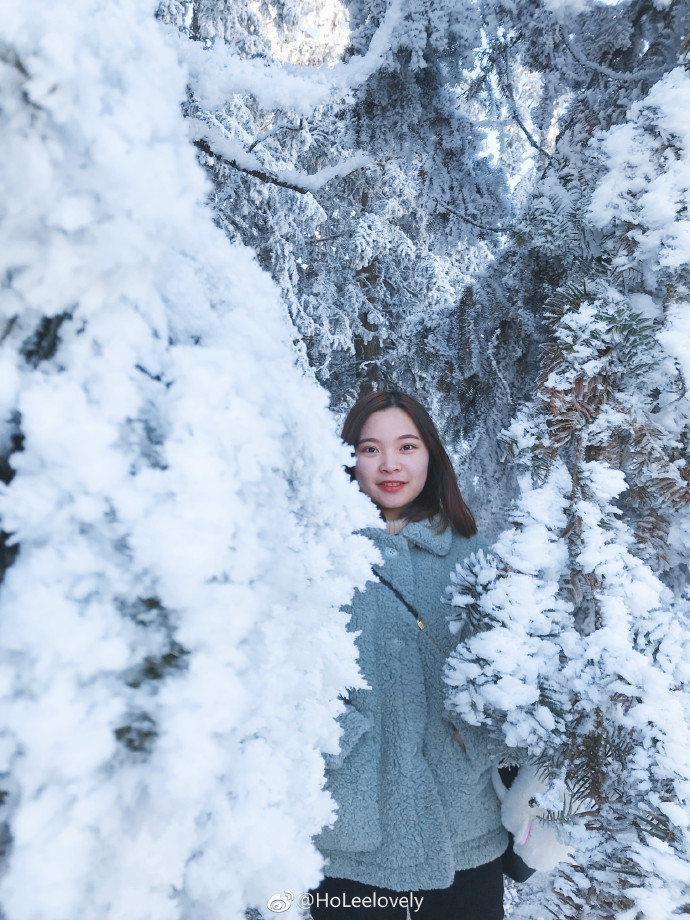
[309,390,508,920]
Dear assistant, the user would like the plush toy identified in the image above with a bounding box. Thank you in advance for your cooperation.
[492,764,574,872]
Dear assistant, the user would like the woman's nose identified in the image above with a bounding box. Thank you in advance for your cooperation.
[379,453,401,471]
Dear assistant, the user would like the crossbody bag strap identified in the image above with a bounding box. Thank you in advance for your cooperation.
[374,570,444,656]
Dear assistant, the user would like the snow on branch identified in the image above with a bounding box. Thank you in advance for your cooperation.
[0,2,384,918]
[192,119,373,194]
[168,0,405,114]
[558,27,666,84]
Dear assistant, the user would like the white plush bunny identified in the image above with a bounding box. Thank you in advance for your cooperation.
[492,764,574,872]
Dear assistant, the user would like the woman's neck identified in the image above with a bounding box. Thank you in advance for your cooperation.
[385,517,408,535]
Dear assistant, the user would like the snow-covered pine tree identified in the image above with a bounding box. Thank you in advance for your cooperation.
[0,2,382,918]
[445,56,690,920]
[157,0,517,531]
[453,0,690,536]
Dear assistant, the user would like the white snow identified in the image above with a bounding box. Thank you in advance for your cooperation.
[0,2,382,918]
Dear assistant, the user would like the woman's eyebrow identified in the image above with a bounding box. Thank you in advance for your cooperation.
[357,434,421,444]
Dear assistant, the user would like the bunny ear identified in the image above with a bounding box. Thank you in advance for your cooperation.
[492,765,508,802]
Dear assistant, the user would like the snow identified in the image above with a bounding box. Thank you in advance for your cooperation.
[191,118,373,192]
[3,2,690,918]
[445,462,575,752]
[171,0,405,115]
[0,1,382,918]
[590,68,690,279]
[542,0,594,19]
[659,298,690,404]
[628,293,660,320]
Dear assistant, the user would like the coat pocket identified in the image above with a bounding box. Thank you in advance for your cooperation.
[460,720,506,773]
[446,718,498,788]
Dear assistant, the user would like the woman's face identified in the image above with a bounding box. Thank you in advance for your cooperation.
[354,408,430,522]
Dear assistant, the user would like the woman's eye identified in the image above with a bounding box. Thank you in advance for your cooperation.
[401,444,416,451]
[360,446,377,454]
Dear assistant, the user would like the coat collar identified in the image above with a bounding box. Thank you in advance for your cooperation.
[361,515,453,556]
[403,517,453,556]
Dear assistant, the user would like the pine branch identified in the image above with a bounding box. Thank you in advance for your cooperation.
[495,43,554,162]
[247,118,304,153]
[438,204,513,235]
[308,232,347,245]
[558,27,666,84]
[194,139,310,194]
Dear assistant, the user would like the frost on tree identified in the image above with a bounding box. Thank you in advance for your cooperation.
[444,65,690,920]
[0,2,381,919]
[456,0,690,539]
[156,0,514,536]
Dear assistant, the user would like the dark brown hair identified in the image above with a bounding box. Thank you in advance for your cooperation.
[341,390,477,538]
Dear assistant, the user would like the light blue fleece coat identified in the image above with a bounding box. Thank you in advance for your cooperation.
[314,517,509,891]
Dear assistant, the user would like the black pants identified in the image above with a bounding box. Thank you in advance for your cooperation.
[308,857,504,920]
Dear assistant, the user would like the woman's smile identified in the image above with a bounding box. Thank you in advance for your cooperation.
[354,407,430,521]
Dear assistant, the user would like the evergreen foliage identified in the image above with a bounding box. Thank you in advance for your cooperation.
[158,0,522,530]
[146,2,690,914]
[446,50,690,919]
[0,2,381,917]
[2,0,690,916]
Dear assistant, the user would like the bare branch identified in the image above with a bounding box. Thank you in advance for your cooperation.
[308,232,347,245]
[439,203,513,235]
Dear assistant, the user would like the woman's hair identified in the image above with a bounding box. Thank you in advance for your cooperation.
[341,389,478,538]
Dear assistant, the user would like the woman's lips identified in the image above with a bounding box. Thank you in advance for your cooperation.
[379,481,405,492]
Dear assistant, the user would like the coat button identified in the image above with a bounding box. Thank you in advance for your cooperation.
[385,547,398,557]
